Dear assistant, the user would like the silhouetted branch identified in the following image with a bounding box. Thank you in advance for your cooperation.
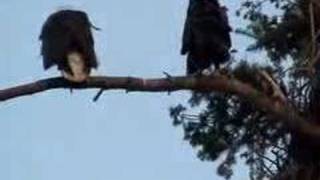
[1,75,320,138]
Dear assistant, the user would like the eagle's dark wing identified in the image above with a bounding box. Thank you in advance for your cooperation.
[181,1,194,55]
[67,11,98,71]
[181,17,192,55]
[39,15,69,70]
[219,6,232,48]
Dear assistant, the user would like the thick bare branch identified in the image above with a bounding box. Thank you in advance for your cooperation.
[1,75,320,138]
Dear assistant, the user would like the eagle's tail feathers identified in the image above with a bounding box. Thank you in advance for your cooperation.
[62,52,88,82]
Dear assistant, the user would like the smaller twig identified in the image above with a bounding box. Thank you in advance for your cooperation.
[271,144,288,153]
[125,77,134,93]
[281,66,305,76]
[181,113,201,118]
[180,116,200,122]
[93,88,105,102]
[90,23,101,31]
[262,163,276,177]
[259,70,287,104]
[181,113,202,121]
[163,71,174,95]
[163,71,174,83]
[257,152,280,170]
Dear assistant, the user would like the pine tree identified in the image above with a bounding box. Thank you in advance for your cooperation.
[170,0,320,179]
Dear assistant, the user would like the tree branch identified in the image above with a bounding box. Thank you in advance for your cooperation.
[1,75,320,138]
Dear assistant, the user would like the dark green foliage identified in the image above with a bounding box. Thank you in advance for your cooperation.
[170,62,289,179]
[236,0,314,64]
[171,0,317,179]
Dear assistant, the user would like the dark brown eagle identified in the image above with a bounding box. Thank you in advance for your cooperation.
[39,9,99,82]
[181,0,232,75]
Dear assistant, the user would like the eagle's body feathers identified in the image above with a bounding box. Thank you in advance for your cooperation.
[39,9,98,82]
[182,0,232,75]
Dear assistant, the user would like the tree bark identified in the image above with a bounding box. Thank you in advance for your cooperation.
[1,75,320,140]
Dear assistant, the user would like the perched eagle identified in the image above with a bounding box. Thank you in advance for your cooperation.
[181,0,232,75]
[39,9,99,82]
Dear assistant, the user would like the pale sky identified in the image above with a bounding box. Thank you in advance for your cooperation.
[0,1,256,179]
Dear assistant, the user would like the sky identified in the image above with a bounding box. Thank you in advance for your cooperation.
[0,1,258,180]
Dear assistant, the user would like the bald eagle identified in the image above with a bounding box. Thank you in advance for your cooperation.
[39,9,99,82]
[181,0,232,75]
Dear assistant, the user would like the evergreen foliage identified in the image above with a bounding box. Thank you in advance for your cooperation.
[170,0,319,179]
